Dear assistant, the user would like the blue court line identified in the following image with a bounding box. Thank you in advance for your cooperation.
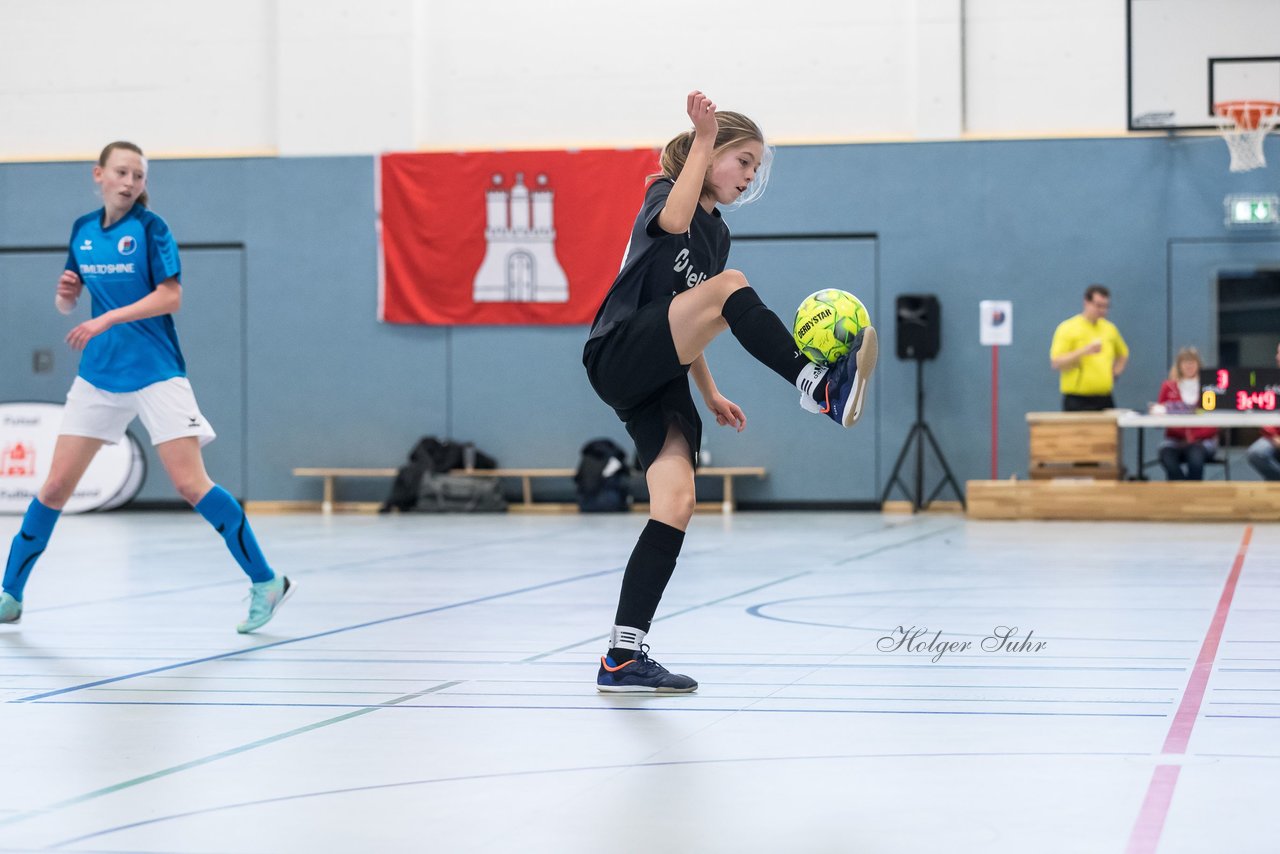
[6,659,1189,690]
[745,593,1205,643]
[23,528,569,615]
[520,518,955,663]
[1218,667,1280,672]
[0,677,1190,694]
[28,695,1174,707]
[8,565,624,703]
[1205,714,1280,719]
[319,659,1193,672]
[480,680,1187,691]
[0,680,463,831]
[45,749,1151,848]
[24,699,1171,716]
[0,653,1196,667]
[518,570,814,662]
[197,655,1198,665]
[831,520,960,565]
[0,654,1197,669]
[0,656,193,663]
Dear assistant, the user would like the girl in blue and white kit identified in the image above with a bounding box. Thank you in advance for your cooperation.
[1,141,292,633]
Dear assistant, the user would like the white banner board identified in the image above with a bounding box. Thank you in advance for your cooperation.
[0,402,144,514]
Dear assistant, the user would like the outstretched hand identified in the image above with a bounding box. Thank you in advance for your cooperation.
[706,393,746,432]
[687,90,718,141]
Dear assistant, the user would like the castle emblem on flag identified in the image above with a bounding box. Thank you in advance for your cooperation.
[472,172,569,303]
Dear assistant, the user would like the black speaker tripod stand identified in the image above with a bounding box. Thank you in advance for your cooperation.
[880,358,966,512]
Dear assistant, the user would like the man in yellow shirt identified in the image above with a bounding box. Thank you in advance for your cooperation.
[1049,284,1129,411]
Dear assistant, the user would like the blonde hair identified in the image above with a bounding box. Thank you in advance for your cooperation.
[97,141,149,208]
[1169,346,1203,382]
[652,111,772,207]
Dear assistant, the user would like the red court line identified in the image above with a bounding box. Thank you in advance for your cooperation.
[1125,525,1252,854]
[1127,764,1181,854]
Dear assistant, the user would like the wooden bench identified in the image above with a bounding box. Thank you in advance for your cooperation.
[292,467,396,513]
[292,465,766,514]
[447,466,767,514]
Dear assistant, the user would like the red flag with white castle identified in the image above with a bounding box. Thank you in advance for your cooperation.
[379,149,659,325]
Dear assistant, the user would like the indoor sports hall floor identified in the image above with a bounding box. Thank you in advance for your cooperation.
[0,510,1273,853]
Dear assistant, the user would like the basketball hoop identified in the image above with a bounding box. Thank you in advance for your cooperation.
[1213,100,1280,172]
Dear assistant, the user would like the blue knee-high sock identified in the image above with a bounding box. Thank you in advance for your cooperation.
[3,498,61,601]
[195,485,274,583]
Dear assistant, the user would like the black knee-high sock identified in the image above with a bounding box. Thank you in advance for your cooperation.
[722,287,813,384]
[611,520,686,657]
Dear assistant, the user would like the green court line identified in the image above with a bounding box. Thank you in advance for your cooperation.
[0,680,462,830]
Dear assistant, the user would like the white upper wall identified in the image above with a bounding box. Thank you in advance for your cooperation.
[0,0,1127,159]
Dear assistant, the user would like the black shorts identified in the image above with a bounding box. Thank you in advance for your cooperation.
[1062,393,1115,412]
[584,296,700,470]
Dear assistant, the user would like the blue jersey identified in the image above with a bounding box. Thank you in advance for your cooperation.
[64,204,186,392]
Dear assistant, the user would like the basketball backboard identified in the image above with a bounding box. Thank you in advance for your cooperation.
[1128,0,1280,131]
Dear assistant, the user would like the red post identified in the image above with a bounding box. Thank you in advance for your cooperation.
[991,345,999,479]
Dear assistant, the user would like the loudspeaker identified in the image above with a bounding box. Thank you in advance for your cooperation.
[895,294,940,360]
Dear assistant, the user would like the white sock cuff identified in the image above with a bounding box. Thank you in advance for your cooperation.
[795,363,828,397]
[610,625,646,651]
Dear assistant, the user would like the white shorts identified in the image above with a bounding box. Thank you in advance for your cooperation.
[60,376,217,447]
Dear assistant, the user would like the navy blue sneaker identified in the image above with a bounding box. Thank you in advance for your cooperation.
[820,326,878,427]
[597,645,698,693]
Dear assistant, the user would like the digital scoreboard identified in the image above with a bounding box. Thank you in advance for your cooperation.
[1199,368,1280,412]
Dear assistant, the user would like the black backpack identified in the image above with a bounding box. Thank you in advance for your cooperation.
[380,436,496,513]
[574,438,631,512]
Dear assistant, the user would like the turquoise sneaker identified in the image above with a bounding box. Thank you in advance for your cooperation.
[236,575,293,634]
[0,592,21,625]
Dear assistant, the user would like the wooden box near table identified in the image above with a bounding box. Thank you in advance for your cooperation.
[1026,411,1122,480]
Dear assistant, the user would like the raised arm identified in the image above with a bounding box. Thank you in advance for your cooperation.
[656,91,718,235]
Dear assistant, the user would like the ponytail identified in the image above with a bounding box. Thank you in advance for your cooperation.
[653,130,696,183]
[649,111,772,206]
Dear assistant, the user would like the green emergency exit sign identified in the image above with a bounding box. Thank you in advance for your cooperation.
[1225,194,1280,225]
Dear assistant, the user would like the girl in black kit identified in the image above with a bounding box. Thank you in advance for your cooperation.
[584,92,878,692]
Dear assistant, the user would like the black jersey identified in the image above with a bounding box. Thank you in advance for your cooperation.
[585,178,730,343]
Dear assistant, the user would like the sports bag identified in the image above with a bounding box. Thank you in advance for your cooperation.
[416,472,507,513]
[574,438,631,512]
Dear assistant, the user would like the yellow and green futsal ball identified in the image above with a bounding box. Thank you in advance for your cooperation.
[792,288,871,365]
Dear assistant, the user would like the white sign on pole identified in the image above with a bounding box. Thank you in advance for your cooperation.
[979,300,1013,346]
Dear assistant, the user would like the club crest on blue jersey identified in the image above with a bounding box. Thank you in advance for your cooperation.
[117,235,137,256]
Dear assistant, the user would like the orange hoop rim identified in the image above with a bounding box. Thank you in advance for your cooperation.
[1213,100,1280,130]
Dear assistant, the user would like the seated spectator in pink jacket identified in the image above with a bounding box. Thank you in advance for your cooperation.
[1157,347,1218,481]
